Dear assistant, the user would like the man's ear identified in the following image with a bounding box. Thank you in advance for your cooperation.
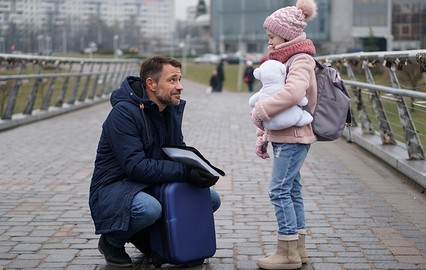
[145,78,156,92]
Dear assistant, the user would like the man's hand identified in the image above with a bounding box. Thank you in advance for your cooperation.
[255,135,270,159]
[187,167,219,188]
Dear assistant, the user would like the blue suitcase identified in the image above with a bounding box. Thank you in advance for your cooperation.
[147,182,216,267]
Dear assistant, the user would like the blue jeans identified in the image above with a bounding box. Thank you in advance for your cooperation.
[106,188,221,247]
[269,143,310,236]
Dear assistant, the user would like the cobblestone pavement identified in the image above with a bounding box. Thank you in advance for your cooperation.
[0,79,425,270]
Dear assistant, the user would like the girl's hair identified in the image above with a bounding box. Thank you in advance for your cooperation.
[140,56,182,85]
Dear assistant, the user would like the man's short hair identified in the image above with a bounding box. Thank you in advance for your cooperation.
[140,56,182,85]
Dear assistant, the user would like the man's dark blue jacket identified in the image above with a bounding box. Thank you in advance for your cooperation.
[89,76,187,234]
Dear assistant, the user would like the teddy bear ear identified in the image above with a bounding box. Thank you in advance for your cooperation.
[253,68,260,80]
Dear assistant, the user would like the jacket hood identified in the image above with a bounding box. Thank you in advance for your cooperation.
[110,76,145,107]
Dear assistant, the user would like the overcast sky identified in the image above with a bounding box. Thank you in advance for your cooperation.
[175,0,210,20]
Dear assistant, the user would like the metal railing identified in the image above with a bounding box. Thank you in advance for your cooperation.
[316,50,426,161]
[0,54,140,130]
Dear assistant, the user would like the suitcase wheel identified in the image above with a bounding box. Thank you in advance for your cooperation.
[184,259,205,267]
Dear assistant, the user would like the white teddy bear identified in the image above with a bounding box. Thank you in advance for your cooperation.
[249,59,313,130]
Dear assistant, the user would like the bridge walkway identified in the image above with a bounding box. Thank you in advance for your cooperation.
[0,79,425,270]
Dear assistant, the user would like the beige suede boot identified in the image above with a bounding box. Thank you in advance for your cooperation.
[256,235,301,270]
[297,229,308,263]
[266,231,308,262]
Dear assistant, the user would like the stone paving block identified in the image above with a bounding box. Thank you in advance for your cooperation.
[388,246,421,256]
[362,248,393,256]
[9,236,50,243]
[12,243,42,253]
[64,238,88,245]
[36,262,70,269]
[7,259,41,268]
[317,244,347,252]
[311,262,344,270]
[67,265,98,270]
[0,245,12,254]
[235,246,262,256]
[394,255,426,264]
[372,261,420,269]
[343,262,372,269]
[213,248,234,258]
[364,254,396,262]
[42,249,79,262]
[323,256,368,263]
[382,239,412,247]
[236,259,257,269]
[0,253,17,260]
[358,243,387,250]
[308,251,335,258]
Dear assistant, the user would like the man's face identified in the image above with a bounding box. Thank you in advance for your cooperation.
[149,64,183,111]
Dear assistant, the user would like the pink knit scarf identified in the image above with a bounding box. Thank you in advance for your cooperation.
[268,39,316,63]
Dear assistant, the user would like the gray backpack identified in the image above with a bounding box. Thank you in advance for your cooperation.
[287,54,352,141]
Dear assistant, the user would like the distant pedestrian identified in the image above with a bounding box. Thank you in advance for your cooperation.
[243,60,255,92]
[250,0,318,269]
[215,59,225,92]
[208,69,218,93]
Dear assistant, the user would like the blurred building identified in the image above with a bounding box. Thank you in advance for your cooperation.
[0,0,175,54]
[209,0,426,55]
[391,0,425,50]
[182,0,214,55]
[190,13,213,54]
[333,0,425,52]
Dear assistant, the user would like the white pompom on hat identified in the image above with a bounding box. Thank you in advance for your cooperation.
[263,0,317,41]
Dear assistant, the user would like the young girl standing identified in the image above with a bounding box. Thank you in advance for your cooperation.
[250,0,318,269]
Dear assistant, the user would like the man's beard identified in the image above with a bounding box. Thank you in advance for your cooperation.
[156,89,180,107]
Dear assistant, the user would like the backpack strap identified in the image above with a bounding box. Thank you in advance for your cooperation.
[285,53,315,115]
[285,53,305,69]
[286,53,320,71]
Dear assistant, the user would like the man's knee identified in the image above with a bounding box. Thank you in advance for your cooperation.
[144,198,162,222]
[131,192,162,223]
[210,189,221,212]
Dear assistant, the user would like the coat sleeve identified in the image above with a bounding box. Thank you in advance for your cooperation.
[104,104,187,184]
[253,55,315,121]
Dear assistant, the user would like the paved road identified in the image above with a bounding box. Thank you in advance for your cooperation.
[0,79,425,270]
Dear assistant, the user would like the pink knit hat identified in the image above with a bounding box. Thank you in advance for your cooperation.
[263,0,317,41]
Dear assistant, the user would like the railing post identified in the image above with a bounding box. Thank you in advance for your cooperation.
[1,61,25,120]
[41,60,62,111]
[345,60,374,134]
[56,62,73,107]
[112,62,125,90]
[23,60,45,115]
[106,63,119,94]
[89,63,103,99]
[386,59,425,160]
[98,64,110,97]
[79,62,95,102]
[68,61,85,104]
[362,60,396,145]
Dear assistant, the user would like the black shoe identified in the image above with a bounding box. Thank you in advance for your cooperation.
[98,234,132,267]
[129,230,152,256]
